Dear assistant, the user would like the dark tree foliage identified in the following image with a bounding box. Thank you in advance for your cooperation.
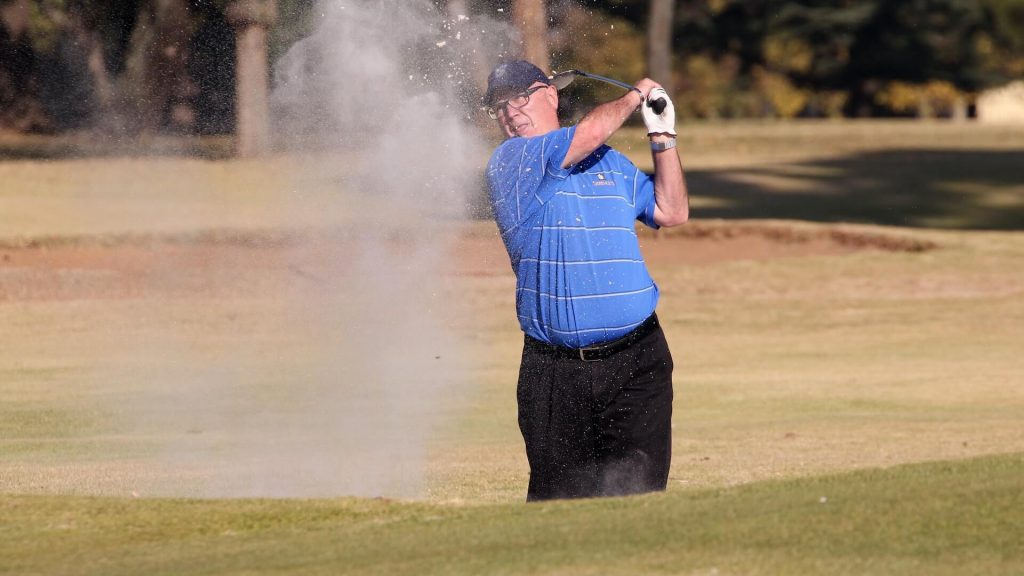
[577,0,1022,116]
[191,0,236,133]
[0,10,50,131]
[769,0,998,116]
[768,1,874,88]
[3,0,1023,131]
[980,0,1024,78]
[0,0,313,134]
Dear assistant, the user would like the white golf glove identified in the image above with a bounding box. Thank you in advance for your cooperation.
[641,87,676,136]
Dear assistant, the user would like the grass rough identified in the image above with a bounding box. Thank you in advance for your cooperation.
[1,453,1021,575]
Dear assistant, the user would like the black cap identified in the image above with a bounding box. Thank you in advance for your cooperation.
[484,60,551,105]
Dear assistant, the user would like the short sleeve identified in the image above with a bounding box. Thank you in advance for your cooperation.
[486,127,575,235]
[634,170,659,229]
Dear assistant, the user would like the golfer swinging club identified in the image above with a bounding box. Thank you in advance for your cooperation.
[484,60,689,501]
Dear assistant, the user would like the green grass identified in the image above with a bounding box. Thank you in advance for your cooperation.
[2,453,1021,575]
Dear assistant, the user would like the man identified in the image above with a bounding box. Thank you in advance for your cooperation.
[484,60,689,501]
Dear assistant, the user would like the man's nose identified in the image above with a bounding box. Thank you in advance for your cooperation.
[504,106,525,121]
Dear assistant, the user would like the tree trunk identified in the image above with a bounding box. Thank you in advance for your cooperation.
[226,0,276,157]
[512,0,550,72]
[647,0,675,92]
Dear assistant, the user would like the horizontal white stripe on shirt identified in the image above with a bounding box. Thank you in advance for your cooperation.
[517,316,646,336]
[530,225,635,232]
[552,191,635,204]
[519,258,645,266]
[517,285,655,301]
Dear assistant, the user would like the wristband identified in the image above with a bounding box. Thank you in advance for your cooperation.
[630,87,644,108]
[650,138,676,151]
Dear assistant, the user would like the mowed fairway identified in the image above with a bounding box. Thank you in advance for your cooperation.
[1,121,1023,574]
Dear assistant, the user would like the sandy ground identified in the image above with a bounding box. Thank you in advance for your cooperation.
[0,221,912,303]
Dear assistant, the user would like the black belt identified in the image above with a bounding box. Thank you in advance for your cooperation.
[525,313,660,362]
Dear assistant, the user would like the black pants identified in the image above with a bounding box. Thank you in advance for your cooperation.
[517,314,674,501]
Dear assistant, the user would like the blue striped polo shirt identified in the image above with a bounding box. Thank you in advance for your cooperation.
[486,126,660,348]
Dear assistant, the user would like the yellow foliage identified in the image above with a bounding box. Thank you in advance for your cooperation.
[676,58,817,119]
[763,37,814,74]
[708,0,731,14]
[806,91,849,118]
[754,68,808,118]
[876,82,922,113]
[876,81,966,117]
[675,55,732,119]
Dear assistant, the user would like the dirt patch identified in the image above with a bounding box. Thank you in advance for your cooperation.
[0,222,937,302]
[644,220,936,251]
[455,220,936,275]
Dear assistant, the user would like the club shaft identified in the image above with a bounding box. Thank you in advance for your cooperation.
[575,71,635,92]
[569,70,668,115]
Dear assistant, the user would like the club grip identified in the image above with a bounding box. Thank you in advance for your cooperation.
[649,97,667,115]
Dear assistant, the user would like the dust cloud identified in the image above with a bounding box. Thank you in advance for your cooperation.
[113,0,515,498]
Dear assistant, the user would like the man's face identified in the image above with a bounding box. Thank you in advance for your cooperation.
[492,82,558,138]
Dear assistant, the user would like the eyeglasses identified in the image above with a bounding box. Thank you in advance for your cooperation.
[484,85,548,120]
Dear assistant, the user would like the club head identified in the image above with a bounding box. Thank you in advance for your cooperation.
[548,70,579,91]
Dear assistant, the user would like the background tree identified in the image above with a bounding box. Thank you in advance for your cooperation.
[979,0,1024,80]
[646,0,674,90]
[226,0,275,157]
[842,0,990,116]
[0,0,50,131]
[1,0,214,133]
[3,0,1024,136]
[513,0,551,71]
[772,0,1003,117]
[123,0,195,133]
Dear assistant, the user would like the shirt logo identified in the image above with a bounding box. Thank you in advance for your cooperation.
[593,172,615,187]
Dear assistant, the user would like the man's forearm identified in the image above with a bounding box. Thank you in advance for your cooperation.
[561,91,643,168]
[651,135,689,227]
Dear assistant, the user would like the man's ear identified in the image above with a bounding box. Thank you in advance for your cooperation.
[545,85,559,109]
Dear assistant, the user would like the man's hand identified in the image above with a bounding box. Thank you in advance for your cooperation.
[563,78,656,168]
[641,87,676,136]
[633,78,660,99]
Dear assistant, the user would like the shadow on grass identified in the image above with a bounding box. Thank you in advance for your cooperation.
[689,149,1024,230]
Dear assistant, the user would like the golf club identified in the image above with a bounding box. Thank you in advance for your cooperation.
[549,69,668,115]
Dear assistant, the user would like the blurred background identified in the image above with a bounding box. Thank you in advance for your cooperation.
[2,0,1022,159]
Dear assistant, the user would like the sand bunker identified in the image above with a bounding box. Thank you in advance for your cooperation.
[0,221,936,302]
